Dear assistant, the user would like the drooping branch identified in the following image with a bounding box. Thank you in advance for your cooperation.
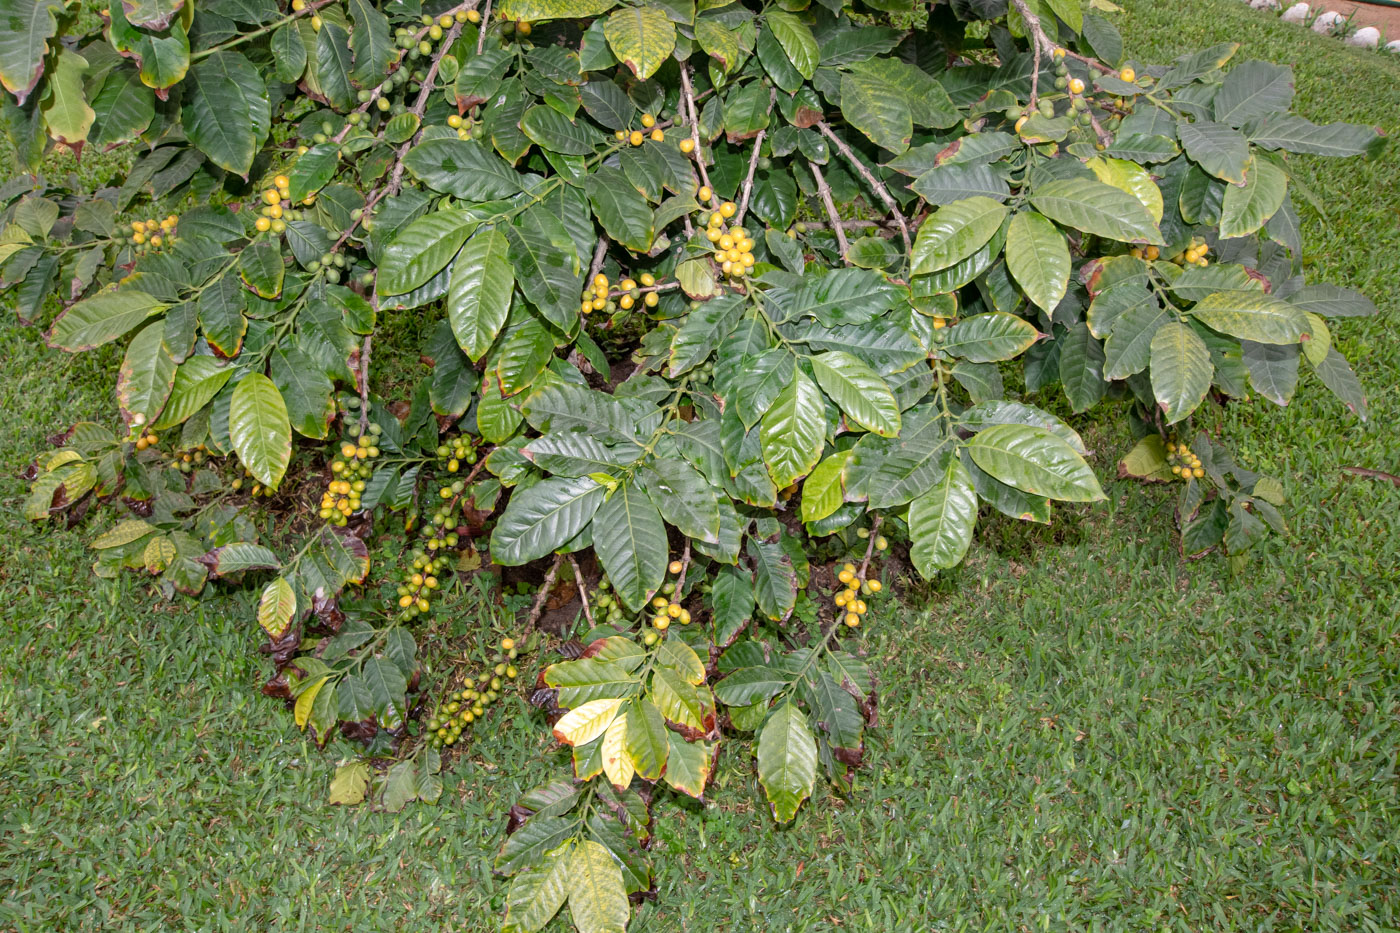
[809,162,849,263]
[814,121,911,255]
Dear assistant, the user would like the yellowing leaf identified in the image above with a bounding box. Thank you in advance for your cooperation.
[294,676,329,728]
[601,712,634,789]
[603,5,675,81]
[328,759,371,805]
[257,576,297,639]
[1088,157,1163,224]
[552,697,625,746]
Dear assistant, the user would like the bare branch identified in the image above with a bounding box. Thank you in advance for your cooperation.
[809,161,850,263]
[587,237,608,284]
[476,0,492,54]
[857,515,883,582]
[815,121,911,255]
[734,128,766,226]
[679,64,713,194]
[568,555,595,629]
[523,555,562,633]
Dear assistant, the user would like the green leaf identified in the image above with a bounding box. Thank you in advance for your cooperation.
[271,22,306,82]
[639,459,720,545]
[182,52,269,176]
[1213,60,1293,127]
[585,166,653,252]
[1148,322,1212,424]
[1004,211,1069,314]
[757,700,817,824]
[765,11,818,79]
[1177,120,1249,185]
[505,216,580,332]
[866,411,956,509]
[346,0,393,87]
[776,267,899,327]
[271,347,333,439]
[492,476,606,565]
[810,351,900,437]
[403,137,522,200]
[40,49,94,150]
[154,356,232,429]
[314,22,354,110]
[1057,320,1106,413]
[624,699,670,780]
[593,479,667,613]
[0,0,60,105]
[800,450,851,523]
[714,666,789,707]
[239,236,284,299]
[1218,158,1287,239]
[448,227,514,361]
[839,69,910,154]
[940,312,1038,363]
[117,323,176,427]
[376,211,476,297]
[908,454,977,575]
[1029,177,1162,245]
[748,536,796,621]
[1311,347,1368,420]
[669,294,743,376]
[497,0,617,21]
[228,373,291,489]
[46,288,166,352]
[910,197,1008,275]
[663,732,713,798]
[603,5,675,81]
[287,143,338,203]
[696,18,742,73]
[760,369,825,488]
[521,105,602,156]
[1246,115,1379,158]
[501,842,572,933]
[1190,291,1307,345]
[964,424,1104,502]
[1102,300,1170,380]
[88,66,155,146]
[911,163,1010,205]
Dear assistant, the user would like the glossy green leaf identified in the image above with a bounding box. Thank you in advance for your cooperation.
[908,454,977,575]
[182,52,269,176]
[376,211,476,297]
[1029,177,1163,245]
[1004,211,1069,314]
[491,475,606,565]
[765,11,818,79]
[448,227,514,361]
[1177,120,1250,185]
[910,197,1008,275]
[809,351,900,437]
[939,312,1038,363]
[592,479,667,613]
[1190,291,1307,345]
[1218,157,1287,239]
[756,700,816,824]
[800,450,850,523]
[0,0,60,105]
[760,369,825,488]
[46,288,165,352]
[1148,322,1212,424]
[964,424,1104,502]
[228,373,291,489]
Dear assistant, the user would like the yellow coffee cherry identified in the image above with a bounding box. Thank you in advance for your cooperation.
[653,615,670,631]
[273,174,290,189]
[698,185,713,202]
[719,201,737,218]
[650,128,664,142]
[667,603,682,619]
[835,591,849,607]
[838,570,854,585]
[448,114,463,128]
[629,130,644,146]
[1068,77,1085,95]
[615,129,626,140]
[132,232,146,244]
[262,188,281,206]
[1119,67,1136,82]
[620,278,636,291]
[619,294,634,310]
[844,613,860,628]
[668,560,682,574]
[593,273,609,291]
[652,595,668,609]
[467,8,481,22]
[641,273,656,287]
[644,292,658,308]
[680,139,695,153]
[516,20,531,34]
[867,580,882,593]
[641,113,655,128]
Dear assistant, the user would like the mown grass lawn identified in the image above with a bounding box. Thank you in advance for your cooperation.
[2,1,1398,930]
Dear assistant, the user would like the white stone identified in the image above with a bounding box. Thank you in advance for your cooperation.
[1281,3,1310,23]
[1386,39,1400,54]
[1312,10,1345,33]
[1250,0,1280,9]
[1347,26,1380,48]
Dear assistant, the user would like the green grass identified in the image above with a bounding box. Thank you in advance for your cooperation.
[3,1,1400,930]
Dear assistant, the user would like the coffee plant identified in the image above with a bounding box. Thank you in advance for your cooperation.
[3,0,1382,923]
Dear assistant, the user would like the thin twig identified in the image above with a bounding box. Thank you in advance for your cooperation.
[568,555,595,628]
[477,0,492,54]
[1341,466,1400,487]
[523,555,562,633]
[673,539,692,599]
[357,333,372,434]
[857,515,883,582]
[1085,107,1114,147]
[815,121,911,255]
[679,64,713,194]
[809,162,849,263]
[587,237,608,284]
[734,129,765,227]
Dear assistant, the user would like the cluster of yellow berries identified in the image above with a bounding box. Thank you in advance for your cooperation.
[396,551,444,617]
[856,527,889,551]
[253,174,300,235]
[700,202,754,280]
[322,425,381,525]
[1166,441,1205,480]
[446,112,479,140]
[581,272,660,316]
[173,444,209,475]
[1129,245,1161,261]
[615,112,665,147]
[833,562,882,628]
[646,560,690,640]
[133,430,160,451]
[1176,239,1210,268]
[127,214,179,251]
[424,638,519,748]
[421,473,468,553]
